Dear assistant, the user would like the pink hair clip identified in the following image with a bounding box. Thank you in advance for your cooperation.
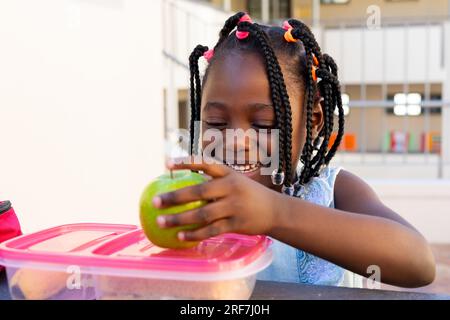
[236,13,252,40]
[203,49,214,62]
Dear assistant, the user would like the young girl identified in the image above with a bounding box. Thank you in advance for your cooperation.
[152,12,435,288]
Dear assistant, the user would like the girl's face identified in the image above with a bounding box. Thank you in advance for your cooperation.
[201,52,323,190]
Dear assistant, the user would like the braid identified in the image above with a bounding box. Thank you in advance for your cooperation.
[188,45,209,154]
[318,53,344,165]
[321,69,345,164]
[239,22,291,185]
[309,57,336,175]
[310,80,331,171]
[215,12,246,50]
[288,19,345,183]
[298,46,315,184]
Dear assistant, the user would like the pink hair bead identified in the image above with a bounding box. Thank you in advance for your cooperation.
[236,13,252,40]
[236,31,249,40]
[239,14,253,23]
[203,49,214,62]
[282,20,292,31]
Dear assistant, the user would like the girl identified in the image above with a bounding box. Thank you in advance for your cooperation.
[152,12,435,288]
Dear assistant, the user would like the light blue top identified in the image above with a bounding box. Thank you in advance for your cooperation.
[256,165,346,286]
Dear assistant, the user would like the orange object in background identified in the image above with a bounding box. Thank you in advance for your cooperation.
[328,133,357,152]
[421,132,442,153]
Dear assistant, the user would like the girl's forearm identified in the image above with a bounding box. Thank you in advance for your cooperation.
[268,193,435,288]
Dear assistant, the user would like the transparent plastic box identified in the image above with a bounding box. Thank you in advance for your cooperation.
[0,223,272,300]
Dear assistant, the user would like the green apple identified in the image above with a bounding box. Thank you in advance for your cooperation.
[139,170,207,249]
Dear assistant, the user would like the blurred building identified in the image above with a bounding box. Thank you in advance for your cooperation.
[208,0,448,23]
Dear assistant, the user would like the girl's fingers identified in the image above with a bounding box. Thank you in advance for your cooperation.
[157,201,228,228]
[167,156,232,178]
[177,219,232,242]
[153,178,229,208]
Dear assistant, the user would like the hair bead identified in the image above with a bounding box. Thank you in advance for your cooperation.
[239,14,253,23]
[312,66,318,82]
[284,28,297,43]
[236,13,252,40]
[282,20,292,31]
[236,30,250,40]
[312,54,319,67]
[203,49,214,62]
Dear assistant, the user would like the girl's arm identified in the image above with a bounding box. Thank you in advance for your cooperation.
[155,159,435,288]
[269,170,435,288]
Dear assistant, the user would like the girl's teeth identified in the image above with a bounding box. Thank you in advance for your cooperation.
[226,163,259,173]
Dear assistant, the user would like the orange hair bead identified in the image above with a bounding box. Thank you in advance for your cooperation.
[312,66,318,82]
[284,28,297,43]
[312,54,319,67]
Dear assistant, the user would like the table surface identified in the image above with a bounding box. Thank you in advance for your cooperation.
[1,271,448,300]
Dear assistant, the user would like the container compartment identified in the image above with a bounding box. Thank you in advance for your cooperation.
[0,223,137,300]
[95,275,256,300]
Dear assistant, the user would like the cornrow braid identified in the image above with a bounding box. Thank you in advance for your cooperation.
[238,21,292,185]
[189,45,209,154]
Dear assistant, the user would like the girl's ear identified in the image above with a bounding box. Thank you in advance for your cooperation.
[312,97,324,138]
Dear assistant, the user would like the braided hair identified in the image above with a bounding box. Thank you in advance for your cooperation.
[189,12,345,186]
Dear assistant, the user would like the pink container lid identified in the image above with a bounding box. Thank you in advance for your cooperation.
[0,223,272,273]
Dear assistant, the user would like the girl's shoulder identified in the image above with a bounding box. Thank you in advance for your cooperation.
[284,165,343,208]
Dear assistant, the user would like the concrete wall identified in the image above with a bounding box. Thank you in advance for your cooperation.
[0,0,165,232]
[324,24,446,85]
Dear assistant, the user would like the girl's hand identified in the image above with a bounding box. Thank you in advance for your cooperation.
[152,157,279,242]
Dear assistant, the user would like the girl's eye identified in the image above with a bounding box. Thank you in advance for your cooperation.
[203,120,227,128]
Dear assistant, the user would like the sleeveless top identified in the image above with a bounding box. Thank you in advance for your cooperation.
[256,165,346,286]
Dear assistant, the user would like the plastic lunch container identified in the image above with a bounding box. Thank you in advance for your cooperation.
[0,223,272,300]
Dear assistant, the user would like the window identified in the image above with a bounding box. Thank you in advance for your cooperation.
[386,94,441,116]
[393,93,421,116]
[334,93,350,116]
[247,0,291,21]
